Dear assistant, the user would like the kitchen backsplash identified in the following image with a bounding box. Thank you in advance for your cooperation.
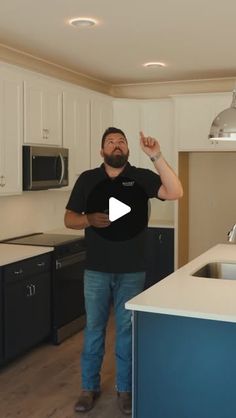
[149,199,174,223]
[0,190,71,240]
[0,190,174,241]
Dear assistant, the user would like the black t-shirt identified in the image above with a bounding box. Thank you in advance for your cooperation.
[66,162,163,273]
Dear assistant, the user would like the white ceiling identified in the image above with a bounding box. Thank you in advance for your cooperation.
[1,0,236,86]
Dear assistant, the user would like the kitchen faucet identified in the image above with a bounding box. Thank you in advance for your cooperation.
[228,224,236,242]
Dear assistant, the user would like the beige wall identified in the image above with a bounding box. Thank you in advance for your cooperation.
[188,152,236,260]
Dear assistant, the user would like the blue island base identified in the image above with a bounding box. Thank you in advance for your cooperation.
[133,311,236,418]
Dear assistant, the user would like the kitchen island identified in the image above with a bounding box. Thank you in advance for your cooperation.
[126,244,236,418]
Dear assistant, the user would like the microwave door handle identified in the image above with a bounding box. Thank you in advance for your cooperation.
[29,155,33,190]
[58,153,65,184]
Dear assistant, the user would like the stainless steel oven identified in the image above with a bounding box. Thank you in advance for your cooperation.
[53,241,86,343]
[3,233,86,344]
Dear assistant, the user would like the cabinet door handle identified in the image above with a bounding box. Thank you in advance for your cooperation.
[158,233,163,244]
[56,260,62,269]
[31,284,36,296]
[42,128,47,139]
[42,128,49,139]
[0,175,6,187]
[26,284,32,297]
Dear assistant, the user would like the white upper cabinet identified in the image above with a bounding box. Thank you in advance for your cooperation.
[140,100,174,170]
[174,92,235,151]
[113,99,174,170]
[90,94,113,168]
[63,87,90,189]
[0,66,23,195]
[24,77,63,146]
[113,99,175,223]
[113,100,141,167]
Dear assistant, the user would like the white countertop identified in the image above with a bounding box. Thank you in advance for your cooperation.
[45,221,173,236]
[44,227,85,236]
[148,219,174,228]
[0,244,53,266]
[126,244,236,323]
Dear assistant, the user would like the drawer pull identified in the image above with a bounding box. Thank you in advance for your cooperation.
[14,269,23,275]
[37,262,45,267]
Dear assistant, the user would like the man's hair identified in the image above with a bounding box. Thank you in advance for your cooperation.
[101,127,127,148]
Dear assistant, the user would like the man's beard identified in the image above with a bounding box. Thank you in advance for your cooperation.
[103,149,129,168]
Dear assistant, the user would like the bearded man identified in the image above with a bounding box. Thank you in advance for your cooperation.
[64,127,183,415]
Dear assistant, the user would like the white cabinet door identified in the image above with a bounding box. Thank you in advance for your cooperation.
[24,78,62,146]
[113,100,141,166]
[174,93,235,151]
[113,99,174,168]
[90,94,113,168]
[0,67,23,195]
[174,94,215,150]
[140,100,174,171]
[140,100,175,222]
[63,87,90,189]
[113,99,175,223]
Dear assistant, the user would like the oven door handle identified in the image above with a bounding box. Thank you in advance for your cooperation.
[56,251,86,269]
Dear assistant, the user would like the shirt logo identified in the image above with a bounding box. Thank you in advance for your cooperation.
[122,181,135,187]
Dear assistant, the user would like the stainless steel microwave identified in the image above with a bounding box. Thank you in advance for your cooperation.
[23,145,69,190]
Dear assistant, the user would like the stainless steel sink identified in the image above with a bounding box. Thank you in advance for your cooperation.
[191,262,236,280]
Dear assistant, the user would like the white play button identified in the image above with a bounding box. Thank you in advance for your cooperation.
[109,197,131,222]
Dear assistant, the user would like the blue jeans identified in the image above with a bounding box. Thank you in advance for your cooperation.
[81,269,146,392]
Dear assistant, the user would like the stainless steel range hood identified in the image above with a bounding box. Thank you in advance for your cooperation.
[209,90,236,142]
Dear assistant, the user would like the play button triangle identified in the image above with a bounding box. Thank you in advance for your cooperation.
[109,197,131,222]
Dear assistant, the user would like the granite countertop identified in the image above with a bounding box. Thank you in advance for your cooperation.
[126,244,236,323]
[0,244,53,266]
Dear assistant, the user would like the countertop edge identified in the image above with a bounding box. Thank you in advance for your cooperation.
[125,304,236,323]
[0,244,53,266]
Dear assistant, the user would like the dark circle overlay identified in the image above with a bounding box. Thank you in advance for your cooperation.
[86,176,150,241]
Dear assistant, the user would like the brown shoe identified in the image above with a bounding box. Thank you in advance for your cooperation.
[74,390,100,412]
[117,391,132,415]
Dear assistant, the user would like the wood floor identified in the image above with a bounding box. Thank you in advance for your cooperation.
[0,314,125,418]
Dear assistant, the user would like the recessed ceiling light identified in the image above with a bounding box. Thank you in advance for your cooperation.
[69,17,98,28]
[143,62,167,68]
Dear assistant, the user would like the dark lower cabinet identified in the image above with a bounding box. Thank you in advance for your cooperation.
[3,253,51,362]
[145,227,174,289]
[0,268,3,365]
